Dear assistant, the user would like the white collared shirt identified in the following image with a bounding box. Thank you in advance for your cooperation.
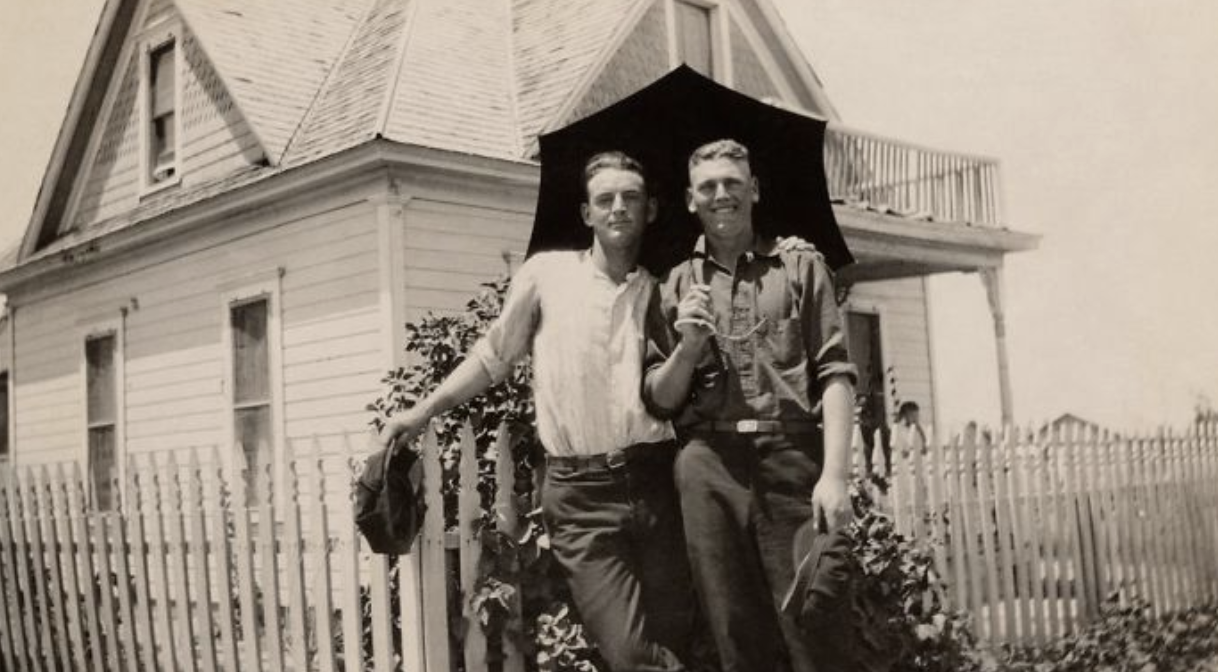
[470,250,674,456]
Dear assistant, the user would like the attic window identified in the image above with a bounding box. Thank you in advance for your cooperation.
[150,43,176,180]
[675,0,715,77]
[140,30,181,193]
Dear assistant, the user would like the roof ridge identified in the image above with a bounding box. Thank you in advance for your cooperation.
[375,0,422,137]
[281,0,383,161]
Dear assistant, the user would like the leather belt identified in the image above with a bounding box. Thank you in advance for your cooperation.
[546,441,676,471]
[691,419,820,434]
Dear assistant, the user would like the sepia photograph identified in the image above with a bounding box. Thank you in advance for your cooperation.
[0,1,1215,670]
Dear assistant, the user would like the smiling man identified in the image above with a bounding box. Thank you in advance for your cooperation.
[644,139,857,672]
[381,151,693,672]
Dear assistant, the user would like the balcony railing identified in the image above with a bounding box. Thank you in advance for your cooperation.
[824,125,1004,227]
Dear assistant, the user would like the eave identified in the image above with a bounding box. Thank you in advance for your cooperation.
[836,205,1040,284]
[0,140,538,297]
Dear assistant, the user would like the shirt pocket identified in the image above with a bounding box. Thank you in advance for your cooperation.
[766,317,805,370]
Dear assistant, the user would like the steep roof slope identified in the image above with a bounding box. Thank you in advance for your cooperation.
[11,0,837,269]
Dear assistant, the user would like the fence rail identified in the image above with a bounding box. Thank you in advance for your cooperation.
[1,419,1216,671]
[824,125,1004,227]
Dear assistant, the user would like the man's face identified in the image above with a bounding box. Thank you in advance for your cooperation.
[582,167,654,251]
[686,157,759,238]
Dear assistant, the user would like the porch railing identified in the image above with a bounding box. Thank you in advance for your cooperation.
[1,419,1216,671]
[824,125,1004,227]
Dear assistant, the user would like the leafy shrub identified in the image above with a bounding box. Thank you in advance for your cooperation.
[1000,599,1218,672]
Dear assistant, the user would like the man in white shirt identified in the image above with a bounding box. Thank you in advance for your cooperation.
[381,152,692,672]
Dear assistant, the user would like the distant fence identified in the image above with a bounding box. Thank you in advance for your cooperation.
[2,419,1217,671]
[887,419,1218,644]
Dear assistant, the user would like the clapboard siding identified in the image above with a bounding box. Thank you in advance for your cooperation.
[12,196,383,468]
[846,277,936,421]
[402,199,532,316]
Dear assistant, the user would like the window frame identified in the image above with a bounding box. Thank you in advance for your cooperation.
[666,0,732,84]
[79,316,125,511]
[219,271,285,505]
[138,22,183,196]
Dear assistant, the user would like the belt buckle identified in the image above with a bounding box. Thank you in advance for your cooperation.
[605,450,629,470]
[735,419,760,433]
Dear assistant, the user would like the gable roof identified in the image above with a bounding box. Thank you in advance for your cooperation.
[12,0,836,273]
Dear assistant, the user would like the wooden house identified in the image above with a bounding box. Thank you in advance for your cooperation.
[0,0,1037,504]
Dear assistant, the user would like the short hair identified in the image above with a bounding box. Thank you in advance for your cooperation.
[583,151,647,200]
[688,138,750,170]
[898,401,920,416]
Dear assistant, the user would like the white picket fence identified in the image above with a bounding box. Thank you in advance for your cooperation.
[2,419,1217,671]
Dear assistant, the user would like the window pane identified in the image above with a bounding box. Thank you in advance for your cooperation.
[0,372,8,459]
[86,335,116,425]
[235,405,271,503]
[89,426,117,511]
[676,1,714,77]
[232,299,270,404]
[153,112,176,172]
[151,43,175,117]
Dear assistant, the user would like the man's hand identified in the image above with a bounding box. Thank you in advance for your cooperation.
[379,407,431,454]
[776,236,818,254]
[810,475,852,533]
[674,283,715,350]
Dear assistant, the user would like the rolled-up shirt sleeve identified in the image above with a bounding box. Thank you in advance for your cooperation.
[469,258,542,383]
[642,280,681,418]
[802,253,858,385]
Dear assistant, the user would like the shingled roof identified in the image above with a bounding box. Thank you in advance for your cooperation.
[13,0,831,267]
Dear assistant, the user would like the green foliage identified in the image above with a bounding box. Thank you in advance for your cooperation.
[1001,599,1218,672]
[847,480,993,672]
[368,277,601,672]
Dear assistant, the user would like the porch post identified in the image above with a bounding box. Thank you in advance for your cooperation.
[980,267,1014,425]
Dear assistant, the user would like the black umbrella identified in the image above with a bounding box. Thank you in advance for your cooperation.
[526,64,853,276]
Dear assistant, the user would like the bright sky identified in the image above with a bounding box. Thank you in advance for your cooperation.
[1,1,1215,433]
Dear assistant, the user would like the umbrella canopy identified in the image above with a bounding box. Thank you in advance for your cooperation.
[527,65,853,276]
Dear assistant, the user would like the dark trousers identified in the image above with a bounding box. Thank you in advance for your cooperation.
[674,432,824,672]
[540,442,694,672]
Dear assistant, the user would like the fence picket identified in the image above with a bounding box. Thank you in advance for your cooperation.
[94,507,122,672]
[163,452,200,672]
[974,430,1001,640]
[992,427,1018,641]
[231,452,262,672]
[35,466,72,671]
[494,425,527,672]
[66,462,106,672]
[946,434,969,615]
[186,451,219,672]
[0,474,26,672]
[108,469,140,672]
[258,458,286,672]
[23,467,55,672]
[282,445,311,672]
[125,459,159,672]
[307,441,338,672]
[420,426,452,672]
[339,440,365,672]
[206,448,240,672]
[459,425,489,671]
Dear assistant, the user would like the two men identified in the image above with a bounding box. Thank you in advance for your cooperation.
[381,141,855,672]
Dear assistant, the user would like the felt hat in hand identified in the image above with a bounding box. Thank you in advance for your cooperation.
[354,442,425,555]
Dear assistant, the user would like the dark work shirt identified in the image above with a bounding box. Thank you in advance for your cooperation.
[644,236,857,426]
